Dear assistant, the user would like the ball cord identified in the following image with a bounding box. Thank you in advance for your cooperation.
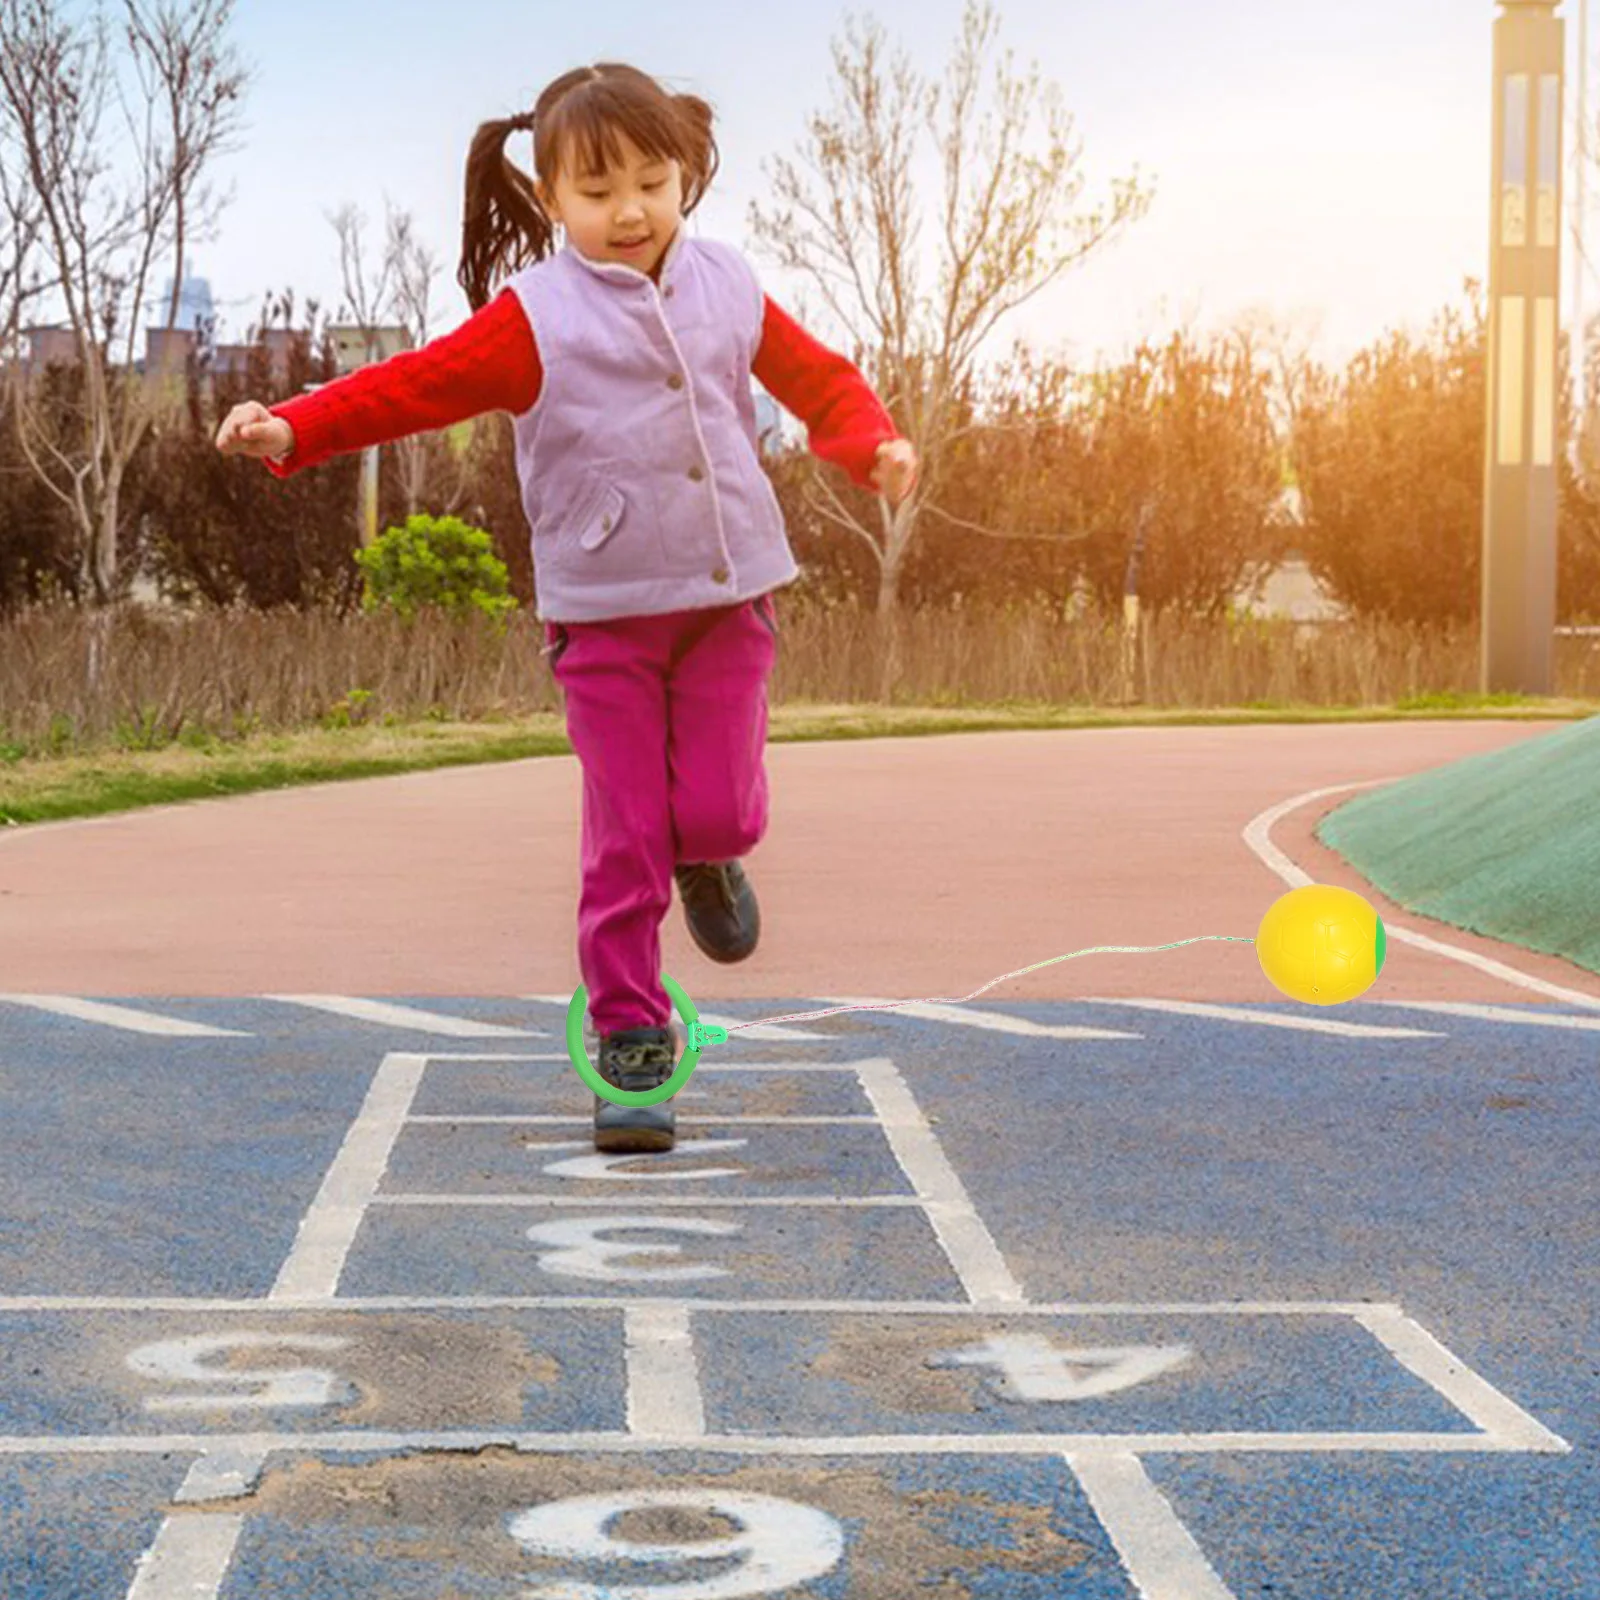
[686,936,1258,1049]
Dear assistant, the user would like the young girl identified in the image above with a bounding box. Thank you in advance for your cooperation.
[216,61,918,1155]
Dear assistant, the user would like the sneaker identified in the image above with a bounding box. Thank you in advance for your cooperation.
[592,1023,680,1153]
[673,859,760,963]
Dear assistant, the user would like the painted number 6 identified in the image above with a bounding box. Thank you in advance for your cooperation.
[509,1489,844,1599]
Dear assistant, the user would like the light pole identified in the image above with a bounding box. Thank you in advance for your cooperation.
[1483,0,1565,696]
[1573,0,1587,468]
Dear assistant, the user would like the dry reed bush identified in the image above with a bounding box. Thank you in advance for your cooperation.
[771,594,1596,709]
[0,595,1594,759]
[0,602,554,754]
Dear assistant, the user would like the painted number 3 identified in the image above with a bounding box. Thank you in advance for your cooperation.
[509,1489,844,1599]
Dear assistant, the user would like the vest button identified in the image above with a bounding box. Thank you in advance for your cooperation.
[688,465,704,481]
[712,567,729,583]
[666,373,683,390]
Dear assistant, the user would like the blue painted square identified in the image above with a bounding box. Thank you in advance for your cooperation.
[217,1452,1137,1598]
[698,1310,1483,1438]
[0,1309,620,1438]
[339,1203,969,1300]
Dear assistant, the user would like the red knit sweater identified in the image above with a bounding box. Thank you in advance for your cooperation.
[263,286,900,489]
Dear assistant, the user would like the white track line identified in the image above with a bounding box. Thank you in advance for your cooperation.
[1078,998,1444,1038]
[407,1114,879,1125]
[173,1452,268,1503]
[1369,999,1600,1031]
[124,1514,243,1600]
[625,1305,705,1439]
[1353,1306,1570,1451]
[1068,1451,1236,1599]
[270,1052,426,1300]
[0,996,247,1036]
[0,1296,1406,1314]
[373,1195,926,1208]
[264,996,540,1037]
[854,1058,1028,1304]
[21,1426,1569,1459]
[815,998,1140,1040]
[1243,779,1600,1010]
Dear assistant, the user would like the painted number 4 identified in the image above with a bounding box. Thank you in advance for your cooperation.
[510,1489,844,1599]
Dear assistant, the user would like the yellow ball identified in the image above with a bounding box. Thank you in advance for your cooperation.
[1255,884,1385,1005]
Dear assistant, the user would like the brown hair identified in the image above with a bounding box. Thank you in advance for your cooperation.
[457,63,720,312]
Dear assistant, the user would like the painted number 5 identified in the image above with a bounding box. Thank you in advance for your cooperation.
[509,1489,844,1599]
[126,1333,355,1412]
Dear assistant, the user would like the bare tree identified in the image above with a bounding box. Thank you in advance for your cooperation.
[0,106,53,369]
[0,0,249,607]
[328,196,472,518]
[748,0,1153,686]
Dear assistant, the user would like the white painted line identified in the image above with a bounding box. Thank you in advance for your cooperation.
[1076,998,1444,1038]
[0,995,248,1037]
[124,1513,241,1600]
[0,1295,1406,1315]
[854,1058,1028,1305]
[625,1304,705,1438]
[373,1194,925,1207]
[406,1114,879,1126]
[814,997,1141,1041]
[263,995,540,1036]
[269,1053,428,1300]
[523,996,836,1042]
[1068,1450,1236,1599]
[1369,999,1600,1031]
[6,1427,1567,1458]
[1353,1305,1571,1451]
[421,1054,870,1072]
[173,1450,268,1503]
[1243,780,1600,1011]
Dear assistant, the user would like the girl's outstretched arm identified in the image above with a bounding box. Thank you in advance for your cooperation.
[750,297,909,490]
[249,290,541,478]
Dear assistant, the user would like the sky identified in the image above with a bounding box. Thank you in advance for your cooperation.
[105,0,1593,376]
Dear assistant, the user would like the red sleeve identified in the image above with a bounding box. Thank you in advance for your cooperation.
[750,296,901,488]
[261,288,542,477]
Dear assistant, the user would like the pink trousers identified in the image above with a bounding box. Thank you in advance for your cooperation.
[544,592,779,1034]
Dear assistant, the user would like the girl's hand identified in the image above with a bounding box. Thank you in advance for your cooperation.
[215,400,294,459]
[871,437,918,505]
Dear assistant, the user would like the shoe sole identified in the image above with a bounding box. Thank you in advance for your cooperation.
[592,1118,676,1154]
[683,898,760,964]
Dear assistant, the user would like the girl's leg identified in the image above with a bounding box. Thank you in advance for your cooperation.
[546,594,778,1034]
[548,615,678,1035]
[666,592,779,867]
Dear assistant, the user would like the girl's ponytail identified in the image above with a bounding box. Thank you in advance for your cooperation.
[458,115,552,313]
[671,92,720,216]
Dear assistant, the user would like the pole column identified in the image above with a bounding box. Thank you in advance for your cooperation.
[1483,0,1565,694]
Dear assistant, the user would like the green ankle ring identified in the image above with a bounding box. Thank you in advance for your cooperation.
[567,975,704,1105]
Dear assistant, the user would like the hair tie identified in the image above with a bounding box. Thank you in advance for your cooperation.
[507,111,535,133]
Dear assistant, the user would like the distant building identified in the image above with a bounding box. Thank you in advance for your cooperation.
[753,390,788,459]
[147,272,216,333]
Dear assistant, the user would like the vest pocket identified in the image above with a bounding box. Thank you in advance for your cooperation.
[577,483,627,553]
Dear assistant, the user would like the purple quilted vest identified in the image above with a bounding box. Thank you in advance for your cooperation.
[507,228,797,623]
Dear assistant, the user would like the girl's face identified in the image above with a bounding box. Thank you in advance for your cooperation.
[539,130,685,279]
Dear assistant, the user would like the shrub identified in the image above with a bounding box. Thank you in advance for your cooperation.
[354,514,518,626]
